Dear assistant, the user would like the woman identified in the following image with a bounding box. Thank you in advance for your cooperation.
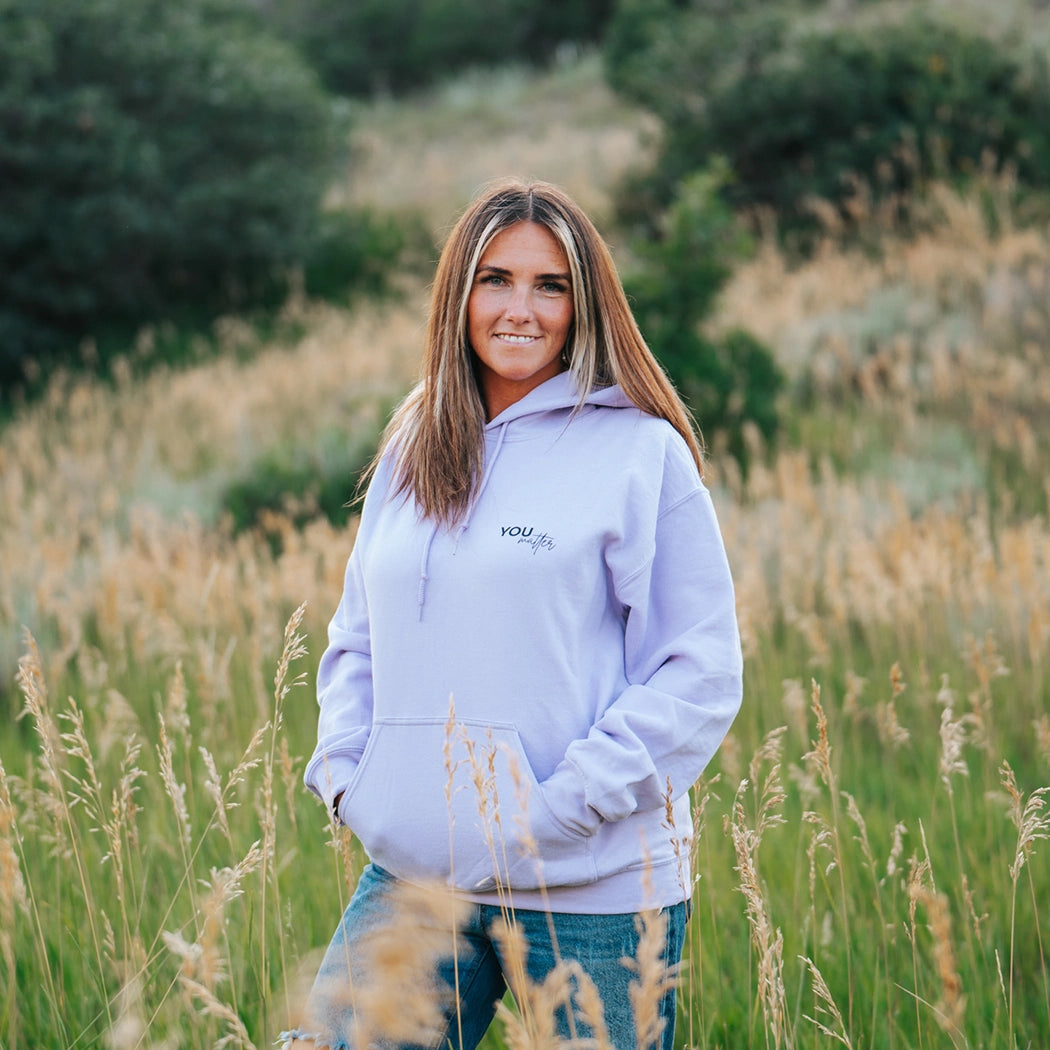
[284,179,743,1049]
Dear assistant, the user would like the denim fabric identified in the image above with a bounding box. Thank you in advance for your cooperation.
[279,863,690,1050]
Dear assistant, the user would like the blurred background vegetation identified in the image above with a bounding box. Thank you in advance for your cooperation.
[7,0,1049,475]
[4,0,1049,458]
[4,0,1050,554]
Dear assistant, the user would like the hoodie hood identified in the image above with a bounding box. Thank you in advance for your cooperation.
[485,370,634,429]
[413,372,634,616]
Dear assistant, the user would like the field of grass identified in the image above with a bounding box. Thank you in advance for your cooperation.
[1,50,1049,1050]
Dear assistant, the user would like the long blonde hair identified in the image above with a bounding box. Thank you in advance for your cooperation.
[372,178,703,525]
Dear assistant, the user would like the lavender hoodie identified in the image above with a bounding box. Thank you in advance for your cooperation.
[304,371,743,913]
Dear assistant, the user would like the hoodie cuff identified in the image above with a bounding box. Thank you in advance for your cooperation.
[541,761,602,837]
[304,751,360,817]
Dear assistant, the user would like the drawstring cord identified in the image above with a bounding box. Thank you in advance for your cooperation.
[417,421,508,619]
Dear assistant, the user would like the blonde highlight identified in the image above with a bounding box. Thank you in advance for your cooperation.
[365,179,704,525]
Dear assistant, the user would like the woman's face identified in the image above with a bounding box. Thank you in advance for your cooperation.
[467,221,574,420]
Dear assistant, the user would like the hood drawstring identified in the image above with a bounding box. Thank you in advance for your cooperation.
[416,527,435,619]
[416,420,509,619]
[458,420,507,541]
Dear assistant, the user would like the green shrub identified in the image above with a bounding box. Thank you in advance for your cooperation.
[303,208,433,303]
[220,417,388,544]
[626,165,784,467]
[607,5,1050,237]
[265,0,616,98]
[0,0,337,392]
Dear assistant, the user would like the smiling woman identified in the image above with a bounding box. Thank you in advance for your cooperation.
[468,222,575,419]
[282,178,743,1050]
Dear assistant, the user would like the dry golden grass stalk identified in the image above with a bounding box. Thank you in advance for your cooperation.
[157,714,192,849]
[876,664,911,752]
[200,746,235,849]
[1000,761,1050,882]
[569,963,614,1050]
[160,842,265,1045]
[624,906,679,1050]
[260,602,309,995]
[909,887,966,1039]
[999,759,1050,1036]
[1033,715,1050,766]
[886,821,908,882]
[15,632,62,813]
[349,878,470,1047]
[805,809,836,892]
[748,729,788,841]
[799,954,853,1048]
[104,973,146,1050]
[273,601,310,711]
[16,631,119,1032]
[0,761,26,920]
[204,841,264,991]
[803,681,833,790]
[200,717,269,851]
[490,915,575,1050]
[729,774,789,1050]
[0,758,26,1039]
[107,737,145,930]
[936,674,974,793]
[278,736,300,837]
[842,793,875,881]
[660,776,692,902]
[802,680,861,1030]
[903,845,936,1042]
[178,977,255,1050]
[164,659,190,743]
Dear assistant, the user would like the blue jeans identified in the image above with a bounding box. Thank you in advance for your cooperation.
[281,864,690,1050]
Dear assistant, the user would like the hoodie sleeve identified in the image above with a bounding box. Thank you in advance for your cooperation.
[540,444,743,835]
[302,457,397,814]
[303,544,375,814]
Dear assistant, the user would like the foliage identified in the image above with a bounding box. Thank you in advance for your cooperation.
[626,164,784,466]
[220,420,387,543]
[302,208,433,303]
[264,0,616,97]
[0,0,337,393]
[606,2,1050,238]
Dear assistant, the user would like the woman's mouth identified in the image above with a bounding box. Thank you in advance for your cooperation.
[495,333,538,344]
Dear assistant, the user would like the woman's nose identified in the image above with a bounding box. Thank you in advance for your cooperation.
[504,287,532,322]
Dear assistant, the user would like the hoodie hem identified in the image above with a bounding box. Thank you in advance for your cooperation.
[457,853,691,914]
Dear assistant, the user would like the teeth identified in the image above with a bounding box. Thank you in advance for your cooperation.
[498,334,536,343]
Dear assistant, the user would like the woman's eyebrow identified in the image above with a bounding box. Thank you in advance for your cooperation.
[476,263,571,281]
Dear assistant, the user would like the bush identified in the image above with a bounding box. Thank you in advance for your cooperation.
[220,418,388,546]
[607,5,1050,237]
[303,208,433,303]
[265,0,616,98]
[626,165,784,467]
[0,0,337,392]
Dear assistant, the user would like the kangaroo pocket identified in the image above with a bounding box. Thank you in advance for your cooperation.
[338,718,597,892]
[590,803,689,887]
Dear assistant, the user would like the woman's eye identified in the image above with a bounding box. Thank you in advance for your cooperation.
[542,281,568,294]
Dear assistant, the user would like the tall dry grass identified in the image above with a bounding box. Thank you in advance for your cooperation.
[1,51,1049,1050]
[330,51,657,233]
